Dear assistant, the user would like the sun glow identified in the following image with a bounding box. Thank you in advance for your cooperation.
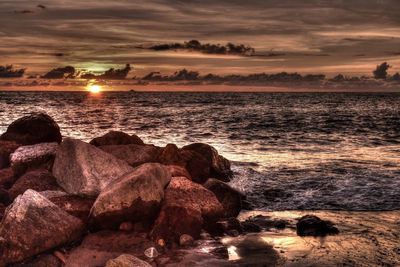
[87,83,102,93]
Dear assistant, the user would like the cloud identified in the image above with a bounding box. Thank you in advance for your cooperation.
[0,65,25,78]
[42,66,76,79]
[0,0,399,77]
[145,40,255,56]
[80,64,131,80]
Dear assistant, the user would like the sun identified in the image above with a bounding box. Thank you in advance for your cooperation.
[87,84,102,93]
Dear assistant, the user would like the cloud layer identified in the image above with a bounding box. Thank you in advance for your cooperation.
[0,0,400,77]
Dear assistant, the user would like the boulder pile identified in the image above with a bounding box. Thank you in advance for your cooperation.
[0,113,241,266]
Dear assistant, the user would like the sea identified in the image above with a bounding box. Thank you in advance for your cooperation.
[1,91,399,211]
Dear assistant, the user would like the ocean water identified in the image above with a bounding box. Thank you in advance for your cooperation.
[1,91,399,211]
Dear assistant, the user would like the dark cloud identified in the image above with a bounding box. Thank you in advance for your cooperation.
[146,40,255,56]
[81,64,131,80]
[42,66,76,79]
[0,65,25,78]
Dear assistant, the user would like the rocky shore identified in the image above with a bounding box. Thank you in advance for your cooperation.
[0,113,398,267]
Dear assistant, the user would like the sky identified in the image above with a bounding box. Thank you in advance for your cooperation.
[1,0,400,78]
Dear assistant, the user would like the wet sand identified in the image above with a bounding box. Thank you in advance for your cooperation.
[165,210,400,267]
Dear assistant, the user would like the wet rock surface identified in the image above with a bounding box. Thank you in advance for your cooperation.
[182,143,232,182]
[203,178,243,218]
[0,141,20,169]
[100,144,161,167]
[90,131,144,146]
[0,190,84,266]
[8,169,62,200]
[90,163,171,229]
[151,176,223,242]
[296,214,339,236]
[105,254,152,267]
[53,138,133,196]
[10,142,58,176]
[0,113,62,145]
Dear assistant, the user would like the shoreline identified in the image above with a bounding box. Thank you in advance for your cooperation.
[0,113,399,266]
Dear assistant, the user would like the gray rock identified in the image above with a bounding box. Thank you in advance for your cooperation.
[0,190,84,266]
[99,144,161,167]
[10,142,58,176]
[105,254,152,267]
[90,163,171,229]
[52,138,133,197]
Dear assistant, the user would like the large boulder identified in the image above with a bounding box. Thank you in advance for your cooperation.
[151,176,224,243]
[8,169,62,200]
[64,230,155,267]
[10,142,58,176]
[179,149,211,183]
[99,144,161,167]
[166,165,192,180]
[105,254,152,267]
[90,163,171,229]
[203,178,243,218]
[0,140,20,169]
[157,144,185,166]
[52,138,133,197]
[90,131,144,146]
[41,191,95,223]
[0,113,62,145]
[296,215,339,236]
[182,143,232,182]
[0,190,84,266]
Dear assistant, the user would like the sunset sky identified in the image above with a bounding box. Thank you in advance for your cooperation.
[1,0,400,79]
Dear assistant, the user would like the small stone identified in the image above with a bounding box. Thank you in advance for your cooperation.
[179,234,194,247]
[106,254,152,267]
[144,247,159,259]
[296,215,339,236]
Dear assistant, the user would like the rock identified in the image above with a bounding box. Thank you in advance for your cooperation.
[179,149,210,183]
[210,217,243,236]
[105,254,152,267]
[90,163,171,229]
[0,168,16,189]
[8,169,62,200]
[90,131,144,146]
[53,138,133,196]
[0,188,9,204]
[42,191,95,222]
[100,144,161,167]
[182,143,232,181]
[24,253,63,267]
[151,177,223,243]
[0,140,20,169]
[296,215,339,236]
[0,190,84,266]
[179,234,194,247]
[10,142,58,176]
[0,113,62,145]
[240,221,262,233]
[144,247,159,259]
[263,188,293,201]
[64,230,155,267]
[166,165,192,180]
[203,178,243,218]
[119,222,134,232]
[243,215,287,230]
[0,203,5,220]
[157,144,185,165]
